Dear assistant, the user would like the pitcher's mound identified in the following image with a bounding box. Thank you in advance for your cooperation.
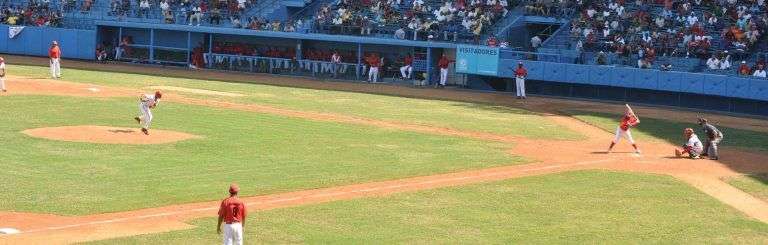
[22,125,201,144]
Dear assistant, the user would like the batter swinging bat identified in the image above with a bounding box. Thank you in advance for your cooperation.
[625,104,639,122]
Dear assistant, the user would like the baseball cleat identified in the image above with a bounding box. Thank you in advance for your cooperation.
[141,128,149,135]
[134,117,141,123]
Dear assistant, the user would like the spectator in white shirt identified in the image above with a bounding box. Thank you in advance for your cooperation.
[160,0,169,12]
[139,0,150,18]
[686,13,698,27]
[754,65,767,78]
[190,5,202,26]
[719,54,731,70]
[394,27,406,39]
[706,55,720,70]
[530,35,542,50]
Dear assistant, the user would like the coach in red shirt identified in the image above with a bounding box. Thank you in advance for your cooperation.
[217,183,247,245]
[514,62,527,99]
[49,41,62,79]
[437,54,453,87]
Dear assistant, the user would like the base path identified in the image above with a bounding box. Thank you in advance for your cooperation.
[1,75,768,244]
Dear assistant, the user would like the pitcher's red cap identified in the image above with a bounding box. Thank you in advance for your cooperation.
[229,184,240,194]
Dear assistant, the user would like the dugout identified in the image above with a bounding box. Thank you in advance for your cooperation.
[95,21,462,84]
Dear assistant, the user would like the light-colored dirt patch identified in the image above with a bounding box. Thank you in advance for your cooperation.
[22,126,201,145]
[3,76,135,97]
[147,86,244,97]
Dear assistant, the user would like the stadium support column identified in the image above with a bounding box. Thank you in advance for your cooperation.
[149,29,155,63]
[208,34,213,68]
[356,43,362,80]
[118,27,123,48]
[186,32,191,65]
[426,47,432,85]
[296,40,302,60]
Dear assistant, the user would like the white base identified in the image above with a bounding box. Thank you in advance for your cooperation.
[0,228,20,234]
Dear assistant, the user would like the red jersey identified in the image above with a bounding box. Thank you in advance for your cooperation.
[218,196,247,223]
[438,57,452,69]
[49,46,61,59]
[619,115,639,131]
[404,56,413,66]
[368,57,381,67]
[514,67,527,77]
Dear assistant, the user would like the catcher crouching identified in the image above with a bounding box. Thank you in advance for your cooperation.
[675,128,704,159]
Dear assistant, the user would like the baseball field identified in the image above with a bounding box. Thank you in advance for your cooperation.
[1,58,768,244]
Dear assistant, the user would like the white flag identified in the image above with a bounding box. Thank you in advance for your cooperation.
[9,26,24,39]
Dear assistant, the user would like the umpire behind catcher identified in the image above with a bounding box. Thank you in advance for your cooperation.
[698,118,723,160]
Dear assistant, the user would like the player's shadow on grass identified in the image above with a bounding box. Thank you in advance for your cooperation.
[450,103,539,115]
[109,129,135,134]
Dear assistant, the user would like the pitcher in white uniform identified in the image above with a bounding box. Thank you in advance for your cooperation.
[0,57,6,92]
[134,91,162,135]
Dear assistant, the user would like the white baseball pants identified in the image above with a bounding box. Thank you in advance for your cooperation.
[0,77,5,91]
[368,67,379,82]
[612,127,635,144]
[138,102,153,129]
[50,58,61,78]
[440,68,448,85]
[515,77,526,97]
[400,65,412,78]
[222,223,243,245]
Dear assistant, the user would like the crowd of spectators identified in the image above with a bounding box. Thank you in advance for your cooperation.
[313,0,513,43]
[1,0,63,27]
[551,0,768,76]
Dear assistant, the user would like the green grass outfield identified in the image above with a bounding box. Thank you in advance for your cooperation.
[727,174,768,202]
[567,110,768,153]
[88,171,768,244]
[7,64,582,140]
[0,95,525,215]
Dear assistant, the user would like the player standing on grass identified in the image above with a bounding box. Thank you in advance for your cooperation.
[607,104,641,154]
[49,41,62,79]
[134,91,162,135]
[0,57,6,92]
[218,183,247,245]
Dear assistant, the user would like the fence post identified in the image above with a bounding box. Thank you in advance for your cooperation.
[356,43,362,80]
[186,31,191,65]
[149,28,155,63]
[207,33,213,68]
[426,47,432,85]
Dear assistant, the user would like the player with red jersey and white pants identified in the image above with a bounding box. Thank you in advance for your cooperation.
[437,54,453,87]
[514,62,527,99]
[366,54,381,83]
[400,54,413,79]
[607,104,641,154]
[49,41,62,79]
[217,183,247,245]
[134,91,162,135]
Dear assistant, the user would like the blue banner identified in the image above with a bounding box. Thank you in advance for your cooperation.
[456,45,499,76]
